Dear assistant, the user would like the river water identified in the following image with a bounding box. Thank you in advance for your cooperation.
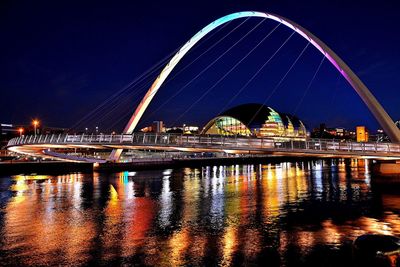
[0,159,400,266]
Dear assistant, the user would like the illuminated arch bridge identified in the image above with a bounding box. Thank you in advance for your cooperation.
[202,104,308,140]
[6,11,400,162]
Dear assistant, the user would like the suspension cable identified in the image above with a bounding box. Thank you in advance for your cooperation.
[68,21,231,133]
[68,52,174,132]
[247,41,310,127]
[170,21,280,126]
[217,30,294,115]
[93,78,155,130]
[292,55,325,115]
[142,18,267,123]
[70,72,160,132]
[164,19,244,84]
[97,21,237,131]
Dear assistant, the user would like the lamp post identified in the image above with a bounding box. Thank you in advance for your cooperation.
[33,120,39,137]
[18,128,24,137]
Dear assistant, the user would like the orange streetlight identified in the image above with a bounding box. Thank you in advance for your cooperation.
[32,120,39,137]
[18,128,24,137]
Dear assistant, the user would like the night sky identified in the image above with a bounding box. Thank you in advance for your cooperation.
[1,0,400,132]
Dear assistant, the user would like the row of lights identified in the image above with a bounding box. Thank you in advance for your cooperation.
[17,122,106,137]
[18,119,40,137]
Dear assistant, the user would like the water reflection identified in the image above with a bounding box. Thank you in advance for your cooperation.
[0,159,399,266]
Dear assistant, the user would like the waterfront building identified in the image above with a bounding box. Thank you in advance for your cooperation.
[140,121,165,133]
[356,126,369,142]
[202,103,308,140]
[183,125,199,134]
[311,124,355,140]
[152,121,164,133]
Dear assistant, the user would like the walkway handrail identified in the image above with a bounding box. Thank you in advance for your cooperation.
[7,133,400,155]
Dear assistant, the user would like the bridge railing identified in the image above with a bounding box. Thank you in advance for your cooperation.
[6,133,400,155]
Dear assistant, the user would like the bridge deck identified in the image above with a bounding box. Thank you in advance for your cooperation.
[6,133,400,162]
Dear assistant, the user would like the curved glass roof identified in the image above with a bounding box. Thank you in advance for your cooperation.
[218,103,305,129]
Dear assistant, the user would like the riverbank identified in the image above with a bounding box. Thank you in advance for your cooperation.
[95,156,323,172]
[0,161,93,175]
[0,156,325,175]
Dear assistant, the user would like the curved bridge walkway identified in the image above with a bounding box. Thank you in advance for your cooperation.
[6,133,400,162]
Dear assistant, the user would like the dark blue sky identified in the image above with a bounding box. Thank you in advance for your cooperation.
[1,0,400,132]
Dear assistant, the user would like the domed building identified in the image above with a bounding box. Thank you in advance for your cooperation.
[202,103,308,140]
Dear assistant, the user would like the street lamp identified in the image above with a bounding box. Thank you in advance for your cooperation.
[18,128,24,137]
[32,120,39,137]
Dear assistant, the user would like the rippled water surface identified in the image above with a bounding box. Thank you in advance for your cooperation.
[1,159,400,266]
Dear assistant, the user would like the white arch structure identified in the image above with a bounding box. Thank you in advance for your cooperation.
[110,11,400,161]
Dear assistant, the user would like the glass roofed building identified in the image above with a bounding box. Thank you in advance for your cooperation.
[202,103,308,140]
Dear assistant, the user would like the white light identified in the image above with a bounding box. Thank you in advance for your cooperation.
[163,169,172,175]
